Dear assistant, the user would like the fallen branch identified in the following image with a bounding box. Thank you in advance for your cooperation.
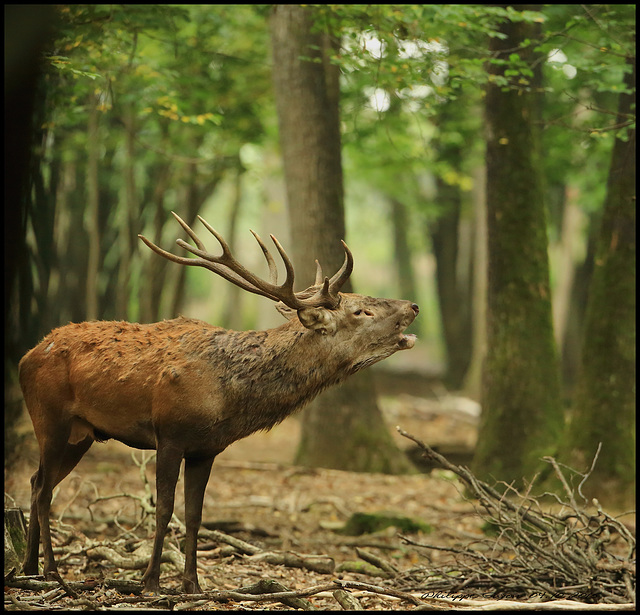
[202,529,260,554]
[86,544,183,572]
[355,546,400,576]
[336,560,393,578]
[249,550,334,574]
[333,588,364,610]
[204,528,335,574]
[236,579,317,610]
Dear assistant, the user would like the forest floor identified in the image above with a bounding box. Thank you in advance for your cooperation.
[4,372,634,610]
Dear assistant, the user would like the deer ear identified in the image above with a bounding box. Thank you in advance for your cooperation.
[297,307,337,335]
[275,303,297,320]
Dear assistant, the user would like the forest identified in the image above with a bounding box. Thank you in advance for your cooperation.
[4,4,635,610]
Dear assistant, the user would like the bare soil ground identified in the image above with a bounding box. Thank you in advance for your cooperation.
[5,382,487,610]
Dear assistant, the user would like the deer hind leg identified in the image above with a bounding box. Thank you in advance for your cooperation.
[141,443,183,593]
[24,429,93,578]
[182,456,214,594]
[23,469,43,575]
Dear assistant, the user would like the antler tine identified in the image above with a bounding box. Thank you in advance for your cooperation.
[196,214,233,257]
[250,230,278,285]
[328,241,353,292]
[172,213,242,279]
[314,260,324,286]
[139,233,194,266]
[268,234,297,295]
[171,211,206,251]
[289,242,352,309]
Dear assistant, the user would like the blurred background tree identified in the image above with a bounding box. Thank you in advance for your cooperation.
[5,4,635,504]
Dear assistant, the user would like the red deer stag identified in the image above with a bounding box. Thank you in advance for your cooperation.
[19,212,419,593]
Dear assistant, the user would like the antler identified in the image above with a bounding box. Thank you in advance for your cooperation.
[138,212,352,310]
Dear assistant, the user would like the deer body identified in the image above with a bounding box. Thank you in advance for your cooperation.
[20,214,418,593]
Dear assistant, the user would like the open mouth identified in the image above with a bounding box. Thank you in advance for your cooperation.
[398,333,417,350]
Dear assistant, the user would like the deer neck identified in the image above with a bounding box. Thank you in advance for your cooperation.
[188,319,346,428]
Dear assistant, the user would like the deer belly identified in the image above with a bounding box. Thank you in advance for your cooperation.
[68,415,156,449]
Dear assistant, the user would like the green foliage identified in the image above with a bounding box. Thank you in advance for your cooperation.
[48,5,270,147]
[25,4,635,333]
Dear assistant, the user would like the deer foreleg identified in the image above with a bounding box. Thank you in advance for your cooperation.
[142,444,182,593]
[182,456,214,593]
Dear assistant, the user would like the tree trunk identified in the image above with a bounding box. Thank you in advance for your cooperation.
[222,167,246,331]
[560,56,635,507]
[4,5,56,469]
[560,210,598,397]
[428,184,473,391]
[141,166,170,324]
[428,100,474,391]
[270,4,413,474]
[115,104,138,320]
[140,123,172,324]
[551,189,584,351]
[62,161,90,324]
[389,198,419,310]
[462,164,487,401]
[86,96,101,321]
[472,10,563,483]
[169,163,200,318]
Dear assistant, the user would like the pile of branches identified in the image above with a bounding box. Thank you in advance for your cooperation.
[397,428,636,605]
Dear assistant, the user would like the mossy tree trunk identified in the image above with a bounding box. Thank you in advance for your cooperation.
[473,10,563,483]
[269,4,413,474]
[560,56,635,507]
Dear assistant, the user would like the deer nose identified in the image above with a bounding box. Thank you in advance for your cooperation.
[411,303,419,315]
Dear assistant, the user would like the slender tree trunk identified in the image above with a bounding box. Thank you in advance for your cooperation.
[65,162,90,323]
[428,185,473,391]
[96,146,118,321]
[51,160,74,326]
[222,167,246,331]
[140,155,172,323]
[389,198,419,308]
[270,4,413,474]
[551,189,584,350]
[560,211,598,396]
[462,164,487,401]
[473,10,563,483]
[428,101,474,391]
[114,105,136,319]
[560,56,635,507]
[86,96,101,321]
[170,163,200,318]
